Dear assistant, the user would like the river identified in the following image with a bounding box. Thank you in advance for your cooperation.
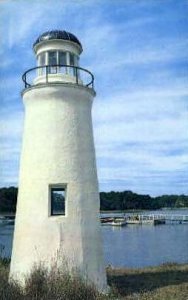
[0,209,188,268]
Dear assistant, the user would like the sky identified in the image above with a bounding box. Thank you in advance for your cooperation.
[0,0,188,196]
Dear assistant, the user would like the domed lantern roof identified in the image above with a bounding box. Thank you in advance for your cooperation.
[33,30,82,50]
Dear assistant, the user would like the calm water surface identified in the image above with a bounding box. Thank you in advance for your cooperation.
[0,224,13,257]
[0,209,188,268]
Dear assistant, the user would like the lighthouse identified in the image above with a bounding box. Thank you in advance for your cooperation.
[10,30,107,291]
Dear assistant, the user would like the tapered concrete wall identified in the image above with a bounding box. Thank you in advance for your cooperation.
[10,83,107,291]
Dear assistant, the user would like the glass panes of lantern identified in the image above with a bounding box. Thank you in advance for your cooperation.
[59,51,67,74]
[69,53,76,76]
[48,51,57,73]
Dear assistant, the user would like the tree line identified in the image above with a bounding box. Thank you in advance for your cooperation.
[100,190,188,211]
[0,187,188,213]
[0,187,18,213]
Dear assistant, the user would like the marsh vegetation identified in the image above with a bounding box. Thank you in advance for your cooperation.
[0,257,187,300]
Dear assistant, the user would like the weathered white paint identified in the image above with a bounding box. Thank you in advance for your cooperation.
[10,79,107,291]
[34,73,83,85]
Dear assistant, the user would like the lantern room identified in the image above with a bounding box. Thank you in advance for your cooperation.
[23,30,94,88]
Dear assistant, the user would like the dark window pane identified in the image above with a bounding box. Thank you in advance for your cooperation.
[70,53,74,66]
[49,51,57,65]
[51,188,65,215]
[59,51,66,65]
[69,53,76,76]
[48,51,57,74]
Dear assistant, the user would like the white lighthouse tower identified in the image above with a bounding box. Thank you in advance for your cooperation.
[10,30,107,291]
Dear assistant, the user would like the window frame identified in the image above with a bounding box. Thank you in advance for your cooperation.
[69,52,76,76]
[37,52,47,76]
[49,185,67,217]
[48,51,58,74]
[36,51,79,77]
[58,51,67,74]
[58,51,66,65]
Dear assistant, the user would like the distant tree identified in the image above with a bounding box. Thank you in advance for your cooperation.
[100,191,188,211]
[0,187,18,213]
[0,187,187,213]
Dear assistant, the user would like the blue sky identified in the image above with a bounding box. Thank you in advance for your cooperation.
[0,0,188,196]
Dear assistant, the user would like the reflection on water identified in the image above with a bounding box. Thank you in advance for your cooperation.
[0,209,188,268]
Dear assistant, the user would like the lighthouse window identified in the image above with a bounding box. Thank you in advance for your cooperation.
[40,53,46,66]
[51,187,66,216]
[70,53,75,66]
[59,51,66,65]
[58,51,67,74]
[69,53,76,76]
[48,51,57,73]
[38,53,46,75]
[74,55,79,67]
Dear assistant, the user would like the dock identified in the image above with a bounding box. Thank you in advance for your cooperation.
[101,217,127,227]
[101,214,188,226]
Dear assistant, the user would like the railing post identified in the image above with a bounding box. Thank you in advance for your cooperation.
[24,74,26,88]
[46,66,48,84]
[75,67,78,84]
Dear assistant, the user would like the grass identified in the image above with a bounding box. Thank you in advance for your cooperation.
[107,263,188,299]
[0,258,188,300]
[0,258,109,300]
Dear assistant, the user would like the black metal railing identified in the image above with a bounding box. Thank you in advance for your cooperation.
[22,65,94,89]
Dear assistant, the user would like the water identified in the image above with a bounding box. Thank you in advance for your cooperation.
[0,209,188,268]
[0,224,14,257]
[102,224,188,268]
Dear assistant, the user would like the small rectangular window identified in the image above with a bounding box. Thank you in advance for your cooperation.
[70,53,74,66]
[69,53,76,76]
[49,51,57,65]
[48,51,57,74]
[59,51,66,65]
[58,51,67,74]
[50,187,66,216]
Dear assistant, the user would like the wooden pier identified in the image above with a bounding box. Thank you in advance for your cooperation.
[139,214,188,223]
[101,217,127,227]
[101,214,188,226]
